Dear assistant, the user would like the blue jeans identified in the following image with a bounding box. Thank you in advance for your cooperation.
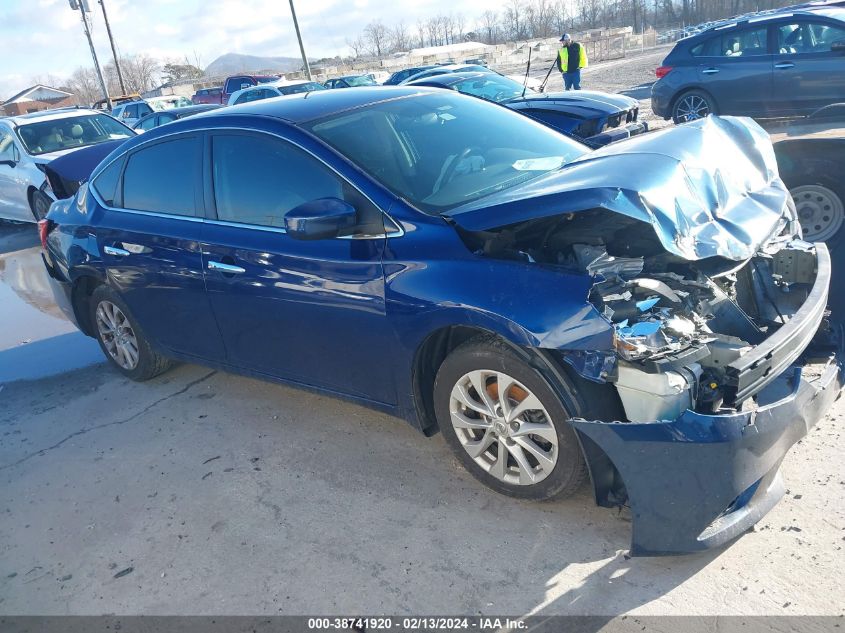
[563,69,581,90]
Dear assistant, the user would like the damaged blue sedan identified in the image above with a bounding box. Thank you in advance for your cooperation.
[40,88,842,555]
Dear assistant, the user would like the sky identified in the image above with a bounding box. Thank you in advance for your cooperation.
[0,0,511,100]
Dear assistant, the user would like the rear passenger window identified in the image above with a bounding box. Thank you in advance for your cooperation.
[123,137,199,215]
[92,157,124,206]
[695,27,768,56]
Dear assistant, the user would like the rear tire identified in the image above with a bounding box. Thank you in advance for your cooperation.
[30,190,52,221]
[90,285,172,381]
[672,89,716,124]
[433,337,587,500]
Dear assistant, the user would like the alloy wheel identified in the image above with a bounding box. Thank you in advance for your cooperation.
[792,184,844,242]
[95,300,140,370]
[448,370,559,486]
[675,94,711,122]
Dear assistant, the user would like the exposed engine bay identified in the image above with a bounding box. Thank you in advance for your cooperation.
[459,207,835,423]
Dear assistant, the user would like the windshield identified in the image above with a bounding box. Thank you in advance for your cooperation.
[16,114,134,156]
[452,75,536,103]
[305,92,587,214]
[345,75,377,87]
[278,82,327,95]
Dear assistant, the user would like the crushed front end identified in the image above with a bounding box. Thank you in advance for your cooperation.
[569,237,841,555]
[448,116,843,554]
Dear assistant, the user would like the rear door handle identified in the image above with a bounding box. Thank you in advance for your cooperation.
[775,62,795,69]
[103,245,130,257]
[207,260,246,274]
[702,67,720,74]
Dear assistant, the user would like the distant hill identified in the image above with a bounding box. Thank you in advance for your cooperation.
[205,53,308,77]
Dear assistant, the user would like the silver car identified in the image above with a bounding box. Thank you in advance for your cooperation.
[0,108,135,222]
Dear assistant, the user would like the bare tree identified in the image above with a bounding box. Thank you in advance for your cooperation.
[391,21,411,52]
[478,10,500,43]
[119,54,161,94]
[363,20,390,57]
[503,0,526,41]
[345,35,367,58]
[416,18,427,48]
[66,67,101,105]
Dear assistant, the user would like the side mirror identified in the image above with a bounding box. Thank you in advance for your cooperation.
[0,160,16,168]
[832,40,845,53]
[284,197,357,240]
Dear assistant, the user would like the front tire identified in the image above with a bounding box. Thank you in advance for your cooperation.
[90,285,172,381]
[672,89,716,124]
[433,337,587,500]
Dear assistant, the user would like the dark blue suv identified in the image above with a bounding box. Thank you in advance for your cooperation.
[652,5,845,123]
[40,88,843,555]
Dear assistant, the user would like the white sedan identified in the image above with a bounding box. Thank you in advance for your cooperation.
[0,108,135,222]
[227,80,327,106]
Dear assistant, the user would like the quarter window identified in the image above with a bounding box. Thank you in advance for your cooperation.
[123,137,199,215]
[211,133,383,233]
[92,157,124,206]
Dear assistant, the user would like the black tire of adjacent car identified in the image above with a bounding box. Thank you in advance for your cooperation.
[29,190,52,221]
[90,285,173,381]
[671,89,717,125]
[790,177,845,248]
[433,336,587,501]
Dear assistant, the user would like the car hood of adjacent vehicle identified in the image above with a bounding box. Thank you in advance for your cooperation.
[445,115,789,262]
[510,89,638,114]
[44,139,127,200]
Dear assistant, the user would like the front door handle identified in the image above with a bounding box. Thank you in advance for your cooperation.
[775,62,795,69]
[207,260,246,274]
[702,67,720,74]
[103,245,130,257]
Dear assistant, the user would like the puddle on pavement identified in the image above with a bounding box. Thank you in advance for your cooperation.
[0,233,103,383]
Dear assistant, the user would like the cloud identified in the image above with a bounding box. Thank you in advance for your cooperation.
[1,0,513,99]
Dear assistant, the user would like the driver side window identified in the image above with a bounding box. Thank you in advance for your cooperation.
[210,133,384,235]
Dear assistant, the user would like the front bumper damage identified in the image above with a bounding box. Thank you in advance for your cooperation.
[569,243,843,555]
[573,358,841,555]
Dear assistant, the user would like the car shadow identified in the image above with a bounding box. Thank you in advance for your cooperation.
[621,82,655,101]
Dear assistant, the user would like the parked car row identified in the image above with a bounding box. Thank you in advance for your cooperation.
[37,87,843,555]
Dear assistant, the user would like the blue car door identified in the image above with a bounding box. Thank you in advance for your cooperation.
[93,133,227,362]
[199,130,397,405]
[770,19,845,115]
[694,25,773,116]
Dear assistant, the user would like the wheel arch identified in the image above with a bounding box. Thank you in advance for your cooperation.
[70,272,106,337]
[413,326,629,504]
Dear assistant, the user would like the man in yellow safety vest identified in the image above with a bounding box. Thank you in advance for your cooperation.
[556,33,588,90]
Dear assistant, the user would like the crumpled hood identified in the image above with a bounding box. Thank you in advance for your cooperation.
[446,116,789,261]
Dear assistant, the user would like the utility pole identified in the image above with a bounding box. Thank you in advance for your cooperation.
[99,0,126,95]
[288,0,313,80]
[69,0,111,108]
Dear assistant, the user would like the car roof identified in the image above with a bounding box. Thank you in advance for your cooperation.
[408,72,491,86]
[682,3,843,39]
[213,86,429,123]
[2,108,105,127]
[149,104,221,117]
